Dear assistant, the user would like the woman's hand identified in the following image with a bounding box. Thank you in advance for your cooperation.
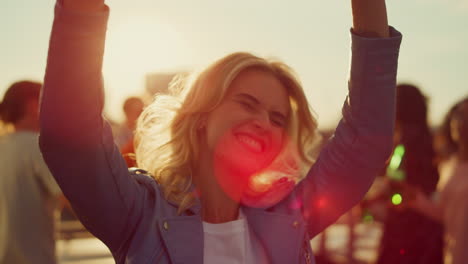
[404,186,429,211]
[351,0,390,38]
[400,184,443,222]
[63,0,106,12]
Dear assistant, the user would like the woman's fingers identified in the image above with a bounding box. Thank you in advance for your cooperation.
[351,0,390,38]
[63,0,106,12]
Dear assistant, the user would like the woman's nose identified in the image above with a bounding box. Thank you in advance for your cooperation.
[252,111,271,132]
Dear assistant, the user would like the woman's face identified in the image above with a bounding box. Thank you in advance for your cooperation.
[202,68,291,177]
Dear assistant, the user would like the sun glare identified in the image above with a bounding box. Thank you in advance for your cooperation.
[103,18,188,91]
[102,17,189,121]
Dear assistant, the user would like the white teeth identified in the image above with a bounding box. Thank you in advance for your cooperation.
[237,135,262,152]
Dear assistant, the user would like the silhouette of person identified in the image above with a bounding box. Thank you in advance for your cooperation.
[0,81,61,264]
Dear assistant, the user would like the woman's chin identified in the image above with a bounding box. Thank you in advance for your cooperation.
[215,152,268,175]
[240,182,295,208]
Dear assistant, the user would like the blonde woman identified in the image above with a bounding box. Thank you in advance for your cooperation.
[40,0,402,263]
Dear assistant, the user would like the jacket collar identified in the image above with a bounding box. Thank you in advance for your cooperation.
[159,206,305,264]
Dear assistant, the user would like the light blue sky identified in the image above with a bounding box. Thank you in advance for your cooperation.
[1,0,467,129]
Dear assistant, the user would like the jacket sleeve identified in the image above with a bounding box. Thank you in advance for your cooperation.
[39,1,145,252]
[32,135,62,197]
[297,28,402,238]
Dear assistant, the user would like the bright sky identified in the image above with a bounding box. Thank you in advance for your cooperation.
[1,0,467,129]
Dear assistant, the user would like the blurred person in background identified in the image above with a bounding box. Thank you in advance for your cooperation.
[39,0,401,263]
[114,96,144,148]
[0,81,61,264]
[410,96,468,264]
[116,96,145,167]
[376,84,444,264]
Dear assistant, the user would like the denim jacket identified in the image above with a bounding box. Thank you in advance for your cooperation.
[39,2,402,263]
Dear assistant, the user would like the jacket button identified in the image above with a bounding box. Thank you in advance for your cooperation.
[163,221,169,230]
[293,221,300,228]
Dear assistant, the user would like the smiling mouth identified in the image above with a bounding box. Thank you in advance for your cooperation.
[236,134,265,153]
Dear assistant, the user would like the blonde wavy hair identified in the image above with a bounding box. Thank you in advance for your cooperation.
[135,52,319,214]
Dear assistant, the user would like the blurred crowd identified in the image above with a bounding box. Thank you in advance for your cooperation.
[1,78,467,264]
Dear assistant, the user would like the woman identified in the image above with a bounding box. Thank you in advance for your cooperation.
[410,97,468,264]
[39,0,402,263]
[0,81,61,264]
[377,84,444,264]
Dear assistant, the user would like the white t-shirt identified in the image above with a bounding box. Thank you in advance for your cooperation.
[202,209,267,264]
[0,132,61,264]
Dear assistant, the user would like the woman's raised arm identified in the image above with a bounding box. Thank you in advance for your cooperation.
[40,0,146,253]
[294,0,401,237]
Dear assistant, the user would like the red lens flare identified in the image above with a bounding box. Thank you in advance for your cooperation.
[213,131,303,207]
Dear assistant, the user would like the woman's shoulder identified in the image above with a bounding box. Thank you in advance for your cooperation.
[1,131,41,153]
[128,168,160,190]
[127,167,181,215]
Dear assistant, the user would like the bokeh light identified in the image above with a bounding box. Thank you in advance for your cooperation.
[391,193,403,205]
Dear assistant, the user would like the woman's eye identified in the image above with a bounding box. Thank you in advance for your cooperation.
[271,118,285,127]
[240,101,255,111]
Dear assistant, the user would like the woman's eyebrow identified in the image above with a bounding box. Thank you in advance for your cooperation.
[236,93,288,119]
[235,93,260,105]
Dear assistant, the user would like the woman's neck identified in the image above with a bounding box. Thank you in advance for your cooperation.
[200,194,240,223]
[14,118,39,132]
[193,158,242,224]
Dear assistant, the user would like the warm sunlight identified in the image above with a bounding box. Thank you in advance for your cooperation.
[102,17,190,120]
[105,18,187,75]
[3,1,468,263]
